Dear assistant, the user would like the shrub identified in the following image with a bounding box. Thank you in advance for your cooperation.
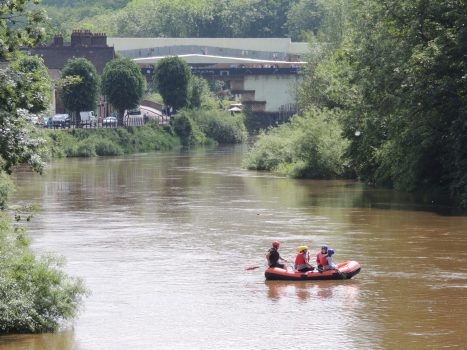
[172,111,210,147]
[244,108,349,178]
[0,213,88,334]
[188,109,247,144]
[94,139,124,156]
[44,122,179,158]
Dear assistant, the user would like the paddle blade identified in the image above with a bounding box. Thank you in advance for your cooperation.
[244,266,260,271]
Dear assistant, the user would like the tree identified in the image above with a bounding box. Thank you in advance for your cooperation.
[101,57,145,125]
[188,76,217,109]
[286,0,326,41]
[60,58,99,125]
[0,1,46,60]
[0,55,51,174]
[154,56,191,111]
[296,0,467,206]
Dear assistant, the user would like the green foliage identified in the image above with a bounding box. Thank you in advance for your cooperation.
[154,57,191,111]
[0,1,47,60]
[0,172,14,210]
[101,57,145,125]
[10,56,52,114]
[190,109,248,144]
[188,76,219,110]
[46,0,308,39]
[0,55,51,174]
[286,0,325,41]
[293,0,467,207]
[173,112,195,147]
[0,212,88,334]
[60,58,100,123]
[143,92,164,105]
[46,122,179,157]
[94,139,124,156]
[244,108,349,178]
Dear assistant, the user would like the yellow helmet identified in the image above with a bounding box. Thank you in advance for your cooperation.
[297,245,308,253]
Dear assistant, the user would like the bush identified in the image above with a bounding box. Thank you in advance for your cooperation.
[172,111,209,147]
[244,108,349,178]
[45,122,179,158]
[74,141,96,157]
[0,213,88,334]
[188,109,248,144]
[94,139,124,156]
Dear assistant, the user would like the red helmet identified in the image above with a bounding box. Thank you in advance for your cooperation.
[272,241,280,247]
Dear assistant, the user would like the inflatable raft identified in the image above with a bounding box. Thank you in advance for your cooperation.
[265,261,361,281]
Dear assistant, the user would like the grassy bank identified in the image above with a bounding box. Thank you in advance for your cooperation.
[45,121,179,158]
[42,110,248,159]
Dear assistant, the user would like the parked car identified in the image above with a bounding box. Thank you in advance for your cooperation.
[52,114,70,128]
[80,111,98,126]
[103,115,117,127]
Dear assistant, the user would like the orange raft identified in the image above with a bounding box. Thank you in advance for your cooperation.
[265,261,361,281]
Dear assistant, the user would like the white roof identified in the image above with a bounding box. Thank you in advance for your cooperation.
[133,54,306,65]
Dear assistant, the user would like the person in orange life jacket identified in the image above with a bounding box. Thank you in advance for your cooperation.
[324,249,337,271]
[316,245,328,272]
[266,241,288,268]
[294,246,314,272]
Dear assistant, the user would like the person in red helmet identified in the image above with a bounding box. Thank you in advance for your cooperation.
[266,241,288,269]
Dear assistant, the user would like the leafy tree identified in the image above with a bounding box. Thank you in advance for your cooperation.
[50,0,303,38]
[0,1,46,60]
[188,76,218,109]
[0,3,88,334]
[60,58,99,124]
[294,0,467,206]
[173,113,194,147]
[0,55,51,174]
[154,56,191,111]
[287,0,325,41]
[101,57,145,125]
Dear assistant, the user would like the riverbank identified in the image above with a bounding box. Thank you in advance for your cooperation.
[43,121,179,158]
[42,110,247,159]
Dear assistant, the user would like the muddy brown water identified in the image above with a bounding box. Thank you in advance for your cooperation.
[3,145,467,349]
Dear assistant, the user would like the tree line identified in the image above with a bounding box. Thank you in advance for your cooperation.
[246,0,467,208]
[41,0,326,41]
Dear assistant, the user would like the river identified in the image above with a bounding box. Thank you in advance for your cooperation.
[2,145,467,349]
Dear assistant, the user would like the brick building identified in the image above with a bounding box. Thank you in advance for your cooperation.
[31,30,116,116]
[32,30,115,74]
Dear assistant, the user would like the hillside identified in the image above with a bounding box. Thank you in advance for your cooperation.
[41,0,325,40]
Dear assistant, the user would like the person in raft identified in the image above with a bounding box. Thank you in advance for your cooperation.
[294,246,314,272]
[323,249,337,271]
[266,241,288,268]
[316,245,329,272]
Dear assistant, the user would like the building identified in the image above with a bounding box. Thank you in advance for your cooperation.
[30,30,116,116]
[32,30,115,74]
[109,37,308,117]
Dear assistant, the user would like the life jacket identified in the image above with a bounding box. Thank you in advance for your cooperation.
[295,253,305,266]
[316,252,328,266]
[295,252,310,269]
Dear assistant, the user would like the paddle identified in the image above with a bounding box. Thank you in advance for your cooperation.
[244,266,261,270]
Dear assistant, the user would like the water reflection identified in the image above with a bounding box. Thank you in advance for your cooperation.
[0,331,74,350]
[7,145,467,350]
[266,280,360,303]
